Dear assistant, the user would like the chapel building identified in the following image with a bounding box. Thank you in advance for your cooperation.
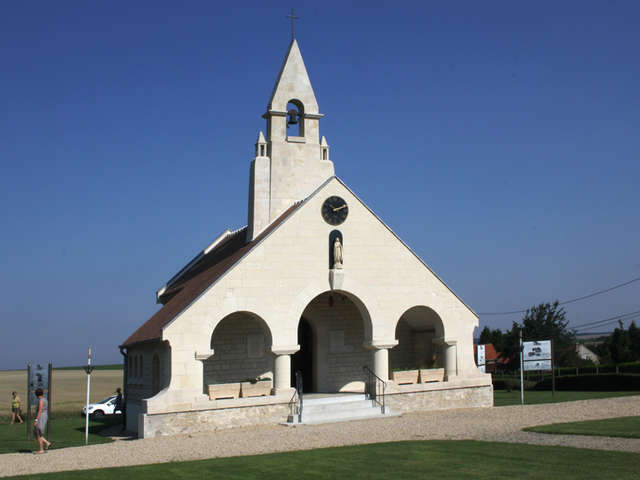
[121,39,492,437]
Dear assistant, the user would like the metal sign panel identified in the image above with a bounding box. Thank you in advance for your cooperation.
[29,363,49,404]
[477,344,486,373]
[523,340,552,371]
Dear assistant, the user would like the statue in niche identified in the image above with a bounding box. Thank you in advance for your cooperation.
[333,237,343,269]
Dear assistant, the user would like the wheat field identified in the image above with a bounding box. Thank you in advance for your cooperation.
[1,368,123,417]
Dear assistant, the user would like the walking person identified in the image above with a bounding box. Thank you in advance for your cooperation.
[33,388,51,453]
[114,388,123,414]
[10,391,24,424]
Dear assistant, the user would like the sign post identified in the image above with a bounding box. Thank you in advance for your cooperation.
[521,339,553,401]
[27,362,51,440]
[551,339,555,397]
[26,363,31,440]
[519,330,524,405]
[84,347,94,445]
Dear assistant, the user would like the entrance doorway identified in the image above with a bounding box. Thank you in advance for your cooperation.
[291,317,314,392]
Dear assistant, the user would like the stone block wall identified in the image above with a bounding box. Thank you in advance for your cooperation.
[389,320,440,371]
[386,384,493,413]
[305,294,371,392]
[126,341,170,405]
[203,313,274,385]
[140,403,290,437]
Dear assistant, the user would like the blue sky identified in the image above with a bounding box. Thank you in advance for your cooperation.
[1,1,639,370]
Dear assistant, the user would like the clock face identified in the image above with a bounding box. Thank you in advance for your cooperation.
[321,196,348,225]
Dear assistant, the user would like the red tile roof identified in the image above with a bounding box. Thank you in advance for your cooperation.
[120,203,299,348]
[474,343,510,364]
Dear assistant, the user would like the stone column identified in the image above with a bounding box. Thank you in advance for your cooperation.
[373,348,389,382]
[444,340,458,380]
[271,346,300,394]
[364,341,398,382]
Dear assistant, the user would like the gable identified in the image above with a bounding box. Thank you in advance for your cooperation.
[120,204,299,348]
[122,176,477,348]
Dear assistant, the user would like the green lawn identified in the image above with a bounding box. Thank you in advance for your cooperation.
[494,390,640,406]
[0,414,117,454]
[6,440,640,480]
[525,416,640,438]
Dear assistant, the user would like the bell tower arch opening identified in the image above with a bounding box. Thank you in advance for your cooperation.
[286,99,305,138]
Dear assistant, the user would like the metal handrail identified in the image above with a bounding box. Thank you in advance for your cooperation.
[363,366,386,414]
[295,370,303,423]
[288,388,299,421]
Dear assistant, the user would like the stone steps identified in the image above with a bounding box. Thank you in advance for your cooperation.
[286,393,399,425]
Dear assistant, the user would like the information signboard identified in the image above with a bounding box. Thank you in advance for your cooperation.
[28,363,49,404]
[523,340,552,371]
[477,344,486,373]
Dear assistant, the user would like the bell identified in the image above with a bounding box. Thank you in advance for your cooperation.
[287,109,298,125]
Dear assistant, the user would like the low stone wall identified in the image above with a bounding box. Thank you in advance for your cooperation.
[140,402,290,438]
[386,384,493,413]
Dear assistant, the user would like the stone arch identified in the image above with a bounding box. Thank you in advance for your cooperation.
[287,277,382,346]
[203,311,275,387]
[293,290,373,393]
[390,306,446,372]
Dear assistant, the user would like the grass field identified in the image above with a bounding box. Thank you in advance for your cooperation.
[524,416,640,438]
[493,389,640,406]
[0,414,118,454]
[4,440,639,480]
[1,368,123,418]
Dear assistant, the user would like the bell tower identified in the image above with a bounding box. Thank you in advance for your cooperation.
[247,39,334,241]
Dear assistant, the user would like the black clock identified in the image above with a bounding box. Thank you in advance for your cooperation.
[321,196,348,225]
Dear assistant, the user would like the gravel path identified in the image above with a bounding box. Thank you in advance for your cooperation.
[2,395,639,477]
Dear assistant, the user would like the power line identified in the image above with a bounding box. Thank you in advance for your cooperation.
[478,276,640,316]
[572,309,640,331]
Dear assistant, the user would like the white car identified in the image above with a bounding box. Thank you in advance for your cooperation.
[81,395,122,417]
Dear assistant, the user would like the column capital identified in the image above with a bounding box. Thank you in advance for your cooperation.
[434,337,457,346]
[271,345,300,356]
[194,349,214,361]
[363,339,398,350]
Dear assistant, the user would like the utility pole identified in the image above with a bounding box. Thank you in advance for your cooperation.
[84,347,94,444]
[519,329,524,405]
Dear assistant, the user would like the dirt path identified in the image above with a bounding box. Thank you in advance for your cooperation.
[2,395,639,478]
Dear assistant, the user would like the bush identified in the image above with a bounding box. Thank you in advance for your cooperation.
[533,374,640,391]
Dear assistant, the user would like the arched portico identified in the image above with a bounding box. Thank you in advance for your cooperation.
[292,290,373,393]
[203,311,274,388]
[390,306,457,381]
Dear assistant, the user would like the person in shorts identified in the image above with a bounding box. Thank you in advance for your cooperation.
[10,391,24,424]
[33,388,51,453]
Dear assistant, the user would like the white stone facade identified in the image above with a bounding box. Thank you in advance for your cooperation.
[123,38,492,438]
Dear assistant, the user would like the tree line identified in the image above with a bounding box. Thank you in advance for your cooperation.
[479,301,640,368]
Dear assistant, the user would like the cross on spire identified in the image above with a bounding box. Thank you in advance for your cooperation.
[286,8,299,40]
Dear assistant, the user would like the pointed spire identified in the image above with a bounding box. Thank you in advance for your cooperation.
[257,131,266,143]
[267,39,319,114]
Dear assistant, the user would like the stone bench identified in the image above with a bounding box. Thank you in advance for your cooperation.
[420,368,444,383]
[391,370,419,385]
[240,381,272,398]
[207,383,241,400]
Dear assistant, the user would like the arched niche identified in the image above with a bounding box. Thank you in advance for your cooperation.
[390,306,445,371]
[203,311,274,386]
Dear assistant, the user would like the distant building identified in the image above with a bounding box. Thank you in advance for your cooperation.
[474,344,510,373]
[576,344,600,364]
